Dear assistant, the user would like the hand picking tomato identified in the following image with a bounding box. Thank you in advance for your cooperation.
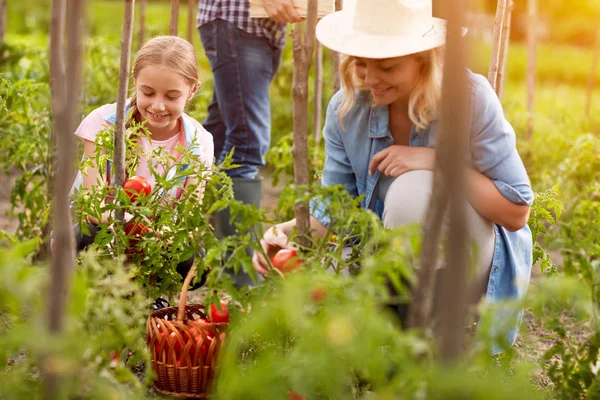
[271,249,302,273]
[123,175,151,202]
[209,301,230,324]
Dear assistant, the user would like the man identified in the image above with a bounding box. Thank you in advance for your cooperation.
[197,0,301,286]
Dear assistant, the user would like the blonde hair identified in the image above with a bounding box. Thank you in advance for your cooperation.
[337,47,444,131]
[128,36,199,126]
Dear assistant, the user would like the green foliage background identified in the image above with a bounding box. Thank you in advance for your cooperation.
[1,0,600,399]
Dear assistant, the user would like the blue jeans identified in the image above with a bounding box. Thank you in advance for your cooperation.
[199,19,283,179]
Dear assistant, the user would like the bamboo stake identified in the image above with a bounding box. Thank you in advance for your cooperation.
[114,0,135,225]
[313,41,323,144]
[496,0,513,100]
[187,0,195,44]
[0,0,7,41]
[488,0,506,93]
[292,0,318,248]
[526,0,536,140]
[332,0,343,93]
[585,28,600,116]
[45,0,84,396]
[170,0,179,36]
[138,0,146,49]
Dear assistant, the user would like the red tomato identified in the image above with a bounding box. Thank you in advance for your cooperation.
[124,221,150,238]
[123,175,151,202]
[310,287,327,302]
[287,391,306,400]
[209,302,230,324]
[169,331,183,357]
[155,331,167,356]
[199,334,214,359]
[271,249,302,273]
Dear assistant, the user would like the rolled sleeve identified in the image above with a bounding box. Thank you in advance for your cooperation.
[309,197,332,227]
[310,93,359,228]
[74,104,113,142]
[469,73,534,206]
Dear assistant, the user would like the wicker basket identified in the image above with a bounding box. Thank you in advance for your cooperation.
[146,264,226,398]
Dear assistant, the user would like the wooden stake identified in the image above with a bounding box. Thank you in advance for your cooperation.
[170,0,179,36]
[187,0,195,45]
[488,0,506,93]
[526,0,536,140]
[292,0,318,248]
[114,0,135,225]
[313,41,323,144]
[332,0,343,93]
[0,0,7,41]
[45,0,84,396]
[585,28,600,116]
[138,0,147,49]
[408,0,470,362]
[496,0,513,100]
[433,0,470,362]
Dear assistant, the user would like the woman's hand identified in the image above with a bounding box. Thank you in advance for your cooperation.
[262,0,303,23]
[252,225,297,276]
[369,145,435,177]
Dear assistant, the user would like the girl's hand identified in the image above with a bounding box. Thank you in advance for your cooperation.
[252,225,296,276]
[369,145,436,177]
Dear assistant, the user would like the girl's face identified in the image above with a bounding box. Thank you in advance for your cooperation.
[135,65,198,137]
[354,55,422,106]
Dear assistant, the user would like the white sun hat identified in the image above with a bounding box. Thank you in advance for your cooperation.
[316,0,467,59]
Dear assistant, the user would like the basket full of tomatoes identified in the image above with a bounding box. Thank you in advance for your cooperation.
[146,265,228,398]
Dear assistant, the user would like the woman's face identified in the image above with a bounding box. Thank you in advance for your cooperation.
[354,55,422,106]
[135,65,198,138]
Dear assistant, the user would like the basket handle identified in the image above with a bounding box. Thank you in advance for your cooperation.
[177,263,197,322]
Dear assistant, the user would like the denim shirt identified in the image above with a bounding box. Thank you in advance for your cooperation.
[310,71,534,354]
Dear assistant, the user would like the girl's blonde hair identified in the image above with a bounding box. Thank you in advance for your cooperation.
[337,46,444,131]
[128,36,199,126]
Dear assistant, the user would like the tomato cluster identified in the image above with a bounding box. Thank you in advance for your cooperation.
[152,302,230,366]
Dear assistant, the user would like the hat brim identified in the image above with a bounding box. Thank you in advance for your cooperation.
[316,11,467,59]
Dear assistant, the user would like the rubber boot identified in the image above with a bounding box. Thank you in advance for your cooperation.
[215,177,262,288]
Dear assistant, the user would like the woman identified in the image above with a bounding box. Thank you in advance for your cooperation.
[253,0,533,353]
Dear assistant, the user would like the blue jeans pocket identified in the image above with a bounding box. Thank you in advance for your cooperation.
[199,22,218,61]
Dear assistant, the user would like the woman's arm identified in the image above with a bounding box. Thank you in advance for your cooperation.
[275,216,329,238]
[369,145,530,231]
[467,74,534,230]
[466,169,530,232]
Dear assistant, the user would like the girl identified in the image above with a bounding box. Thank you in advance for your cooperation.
[72,36,214,293]
[252,0,533,353]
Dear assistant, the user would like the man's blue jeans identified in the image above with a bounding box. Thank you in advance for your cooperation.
[199,19,283,179]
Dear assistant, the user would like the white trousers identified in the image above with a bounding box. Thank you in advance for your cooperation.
[381,170,495,302]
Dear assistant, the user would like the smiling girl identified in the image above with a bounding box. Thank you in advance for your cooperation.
[76,36,213,195]
[70,36,214,295]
